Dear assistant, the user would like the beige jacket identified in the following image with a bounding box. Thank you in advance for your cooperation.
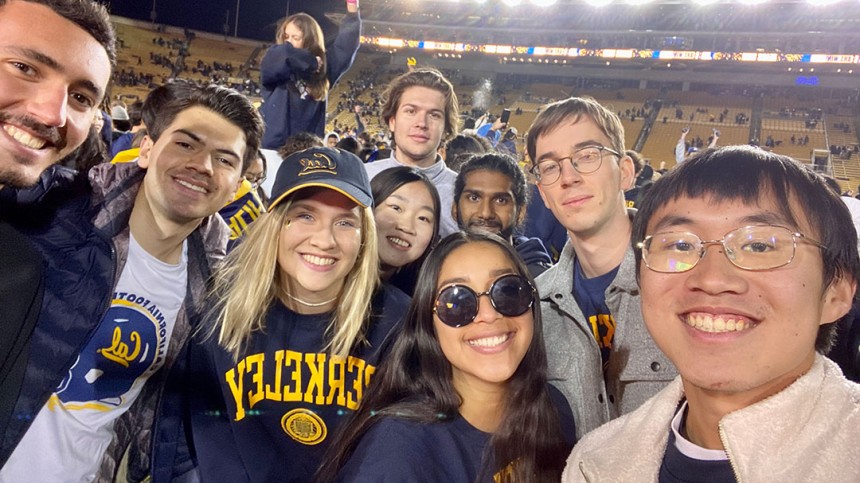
[564,354,860,482]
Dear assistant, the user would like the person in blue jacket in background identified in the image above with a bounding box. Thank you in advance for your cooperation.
[259,0,361,149]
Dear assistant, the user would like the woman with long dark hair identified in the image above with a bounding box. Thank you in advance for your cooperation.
[259,0,361,149]
[371,166,441,295]
[317,232,575,482]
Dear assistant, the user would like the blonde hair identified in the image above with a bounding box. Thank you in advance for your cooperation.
[211,195,379,359]
[275,13,329,101]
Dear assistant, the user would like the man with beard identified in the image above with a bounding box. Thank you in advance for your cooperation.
[0,0,115,452]
[1,81,263,481]
[452,152,552,277]
[0,0,114,190]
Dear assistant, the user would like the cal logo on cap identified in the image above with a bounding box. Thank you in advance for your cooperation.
[298,152,337,176]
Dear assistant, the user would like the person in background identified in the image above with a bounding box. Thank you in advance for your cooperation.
[336,136,362,157]
[674,126,719,166]
[623,149,652,209]
[110,100,144,158]
[453,153,552,278]
[371,166,441,296]
[364,68,460,237]
[278,132,326,161]
[522,168,567,262]
[259,0,361,149]
[498,127,519,157]
[326,132,340,148]
[258,131,325,199]
[565,145,860,482]
[95,109,113,151]
[185,147,408,483]
[476,114,507,148]
[317,232,575,482]
[219,149,267,250]
[443,133,486,173]
[110,103,130,138]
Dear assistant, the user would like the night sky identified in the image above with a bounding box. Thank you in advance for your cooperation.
[105,0,342,42]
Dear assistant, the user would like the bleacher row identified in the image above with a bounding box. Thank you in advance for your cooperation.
[109,20,860,189]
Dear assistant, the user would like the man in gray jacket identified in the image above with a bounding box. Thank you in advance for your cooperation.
[525,97,676,439]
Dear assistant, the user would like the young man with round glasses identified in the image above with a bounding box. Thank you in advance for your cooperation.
[525,96,677,439]
[564,145,860,481]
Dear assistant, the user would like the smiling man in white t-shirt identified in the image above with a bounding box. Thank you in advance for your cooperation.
[1,80,263,481]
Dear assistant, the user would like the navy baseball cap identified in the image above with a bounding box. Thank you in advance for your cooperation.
[269,147,373,210]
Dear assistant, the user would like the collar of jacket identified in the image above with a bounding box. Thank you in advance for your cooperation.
[574,355,856,482]
[538,209,639,301]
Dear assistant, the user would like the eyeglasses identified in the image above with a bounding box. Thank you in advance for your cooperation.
[530,145,621,186]
[638,225,826,274]
[433,274,535,328]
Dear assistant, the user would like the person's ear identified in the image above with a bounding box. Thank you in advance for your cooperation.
[618,154,635,191]
[137,135,154,169]
[820,276,856,326]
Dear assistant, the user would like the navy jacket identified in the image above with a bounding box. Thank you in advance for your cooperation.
[513,235,553,278]
[259,13,361,149]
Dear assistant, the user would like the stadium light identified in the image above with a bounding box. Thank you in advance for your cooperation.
[502,0,522,5]
[530,0,558,6]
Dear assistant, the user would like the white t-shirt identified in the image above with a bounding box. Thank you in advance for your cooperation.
[1,235,187,483]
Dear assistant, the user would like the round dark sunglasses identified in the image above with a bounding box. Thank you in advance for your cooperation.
[433,274,535,328]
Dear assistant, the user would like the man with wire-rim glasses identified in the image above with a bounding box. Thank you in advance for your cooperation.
[525,96,677,440]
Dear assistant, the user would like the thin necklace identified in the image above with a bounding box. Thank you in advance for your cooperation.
[284,293,336,307]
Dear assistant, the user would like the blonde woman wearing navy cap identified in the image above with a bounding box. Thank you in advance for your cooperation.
[181,147,408,482]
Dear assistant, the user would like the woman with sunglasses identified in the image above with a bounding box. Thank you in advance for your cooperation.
[371,167,441,296]
[317,232,575,482]
[183,147,409,482]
